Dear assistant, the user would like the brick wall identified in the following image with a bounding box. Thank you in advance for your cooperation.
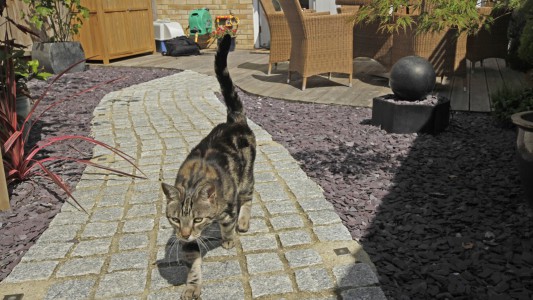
[155,0,255,49]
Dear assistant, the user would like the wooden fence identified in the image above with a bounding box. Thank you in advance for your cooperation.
[0,151,9,211]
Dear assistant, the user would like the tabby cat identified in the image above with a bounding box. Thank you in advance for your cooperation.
[161,34,256,300]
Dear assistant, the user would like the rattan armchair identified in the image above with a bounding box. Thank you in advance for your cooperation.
[259,0,292,75]
[466,6,512,68]
[278,0,354,90]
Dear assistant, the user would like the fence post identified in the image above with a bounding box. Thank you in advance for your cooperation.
[0,151,10,211]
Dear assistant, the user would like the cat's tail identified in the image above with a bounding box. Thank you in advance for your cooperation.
[215,34,247,124]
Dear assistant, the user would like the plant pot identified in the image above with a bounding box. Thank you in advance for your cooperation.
[31,41,86,74]
[511,111,533,207]
[16,95,32,140]
[371,95,450,134]
[217,37,236,52]
[16,95,31,120]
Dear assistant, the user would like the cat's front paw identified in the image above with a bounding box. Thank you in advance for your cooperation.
[180,284,201,300]
[237,217,250,233]
[221,239,235,249]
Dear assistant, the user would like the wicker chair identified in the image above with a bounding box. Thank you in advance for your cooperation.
[259,0,292,75]
[466,7,512,68]
[278,0,354,90]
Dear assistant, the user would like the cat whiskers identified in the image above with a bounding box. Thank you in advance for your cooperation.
[196,237,210,255]
[160,236,182,268]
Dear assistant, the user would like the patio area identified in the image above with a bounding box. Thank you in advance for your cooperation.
[105,49,531,112]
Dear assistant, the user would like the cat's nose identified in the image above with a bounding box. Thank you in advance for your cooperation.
[180,229,191,239]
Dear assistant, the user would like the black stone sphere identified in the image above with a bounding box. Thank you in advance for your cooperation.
[389,56,436,101]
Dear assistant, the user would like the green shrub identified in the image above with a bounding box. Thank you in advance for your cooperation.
[491,86,533,123]
[517,0,533,64]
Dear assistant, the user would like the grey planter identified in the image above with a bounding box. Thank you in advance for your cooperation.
[511,111,533,207]
[371,95,450,134]
[31,41,86,74]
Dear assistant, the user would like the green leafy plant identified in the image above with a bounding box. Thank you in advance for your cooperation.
[353,0,524,34]
[0,3,52,96]
[0,46,52,97]
[22,0,90,42]
[491,86,533,124]
[517,0,533,64]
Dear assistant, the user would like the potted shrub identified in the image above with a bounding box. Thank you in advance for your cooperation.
[211,14,239,51]
[23,0,89,74]
[352,0,526,77]
[354,0,523,35]
[517,0,533,65]
[1,2,51,121]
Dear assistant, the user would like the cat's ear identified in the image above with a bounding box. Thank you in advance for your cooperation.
[161,183,181,202]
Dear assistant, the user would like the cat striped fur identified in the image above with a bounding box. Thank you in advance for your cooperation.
[161,34,256,300]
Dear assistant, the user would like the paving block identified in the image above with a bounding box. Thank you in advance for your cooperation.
[122,218,155,233]
[90,207,124,222]
[71,237,113,257]
[203,246,237,259]
[4,261,58,282]
[270,214,304,230]
[297,197,335,212]
[127,203,157,218]
[81,222,118,238]
[49,211,89,226]
[307,210,342,226]
[246,252,284,274]
[240,217,269,235]
[201,279,245,300]
[294,267,335,292]
[265,200,298,215]
[313,224,353,242]
[255,182,290,202]
[119,233,150,250]
[239,234,278,252]
[201,260,242,281]
[333,263,379,288]
[285,249,322,268]
[95,270,147,298]
[21,242,72,262]
[108,250,149,272]
[44,278,96,300]
[249,274,293,298]
[150,266,188,290]
[98,194,127,207]
[36,224,81,243]
[56,257,105,277]
[254,171,277,183]
[278,230,313,247]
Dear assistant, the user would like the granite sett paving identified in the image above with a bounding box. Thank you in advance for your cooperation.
[0,70,386,299]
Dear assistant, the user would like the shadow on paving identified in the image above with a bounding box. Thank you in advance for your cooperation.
[293,117,533,299]
[156,223,223,287]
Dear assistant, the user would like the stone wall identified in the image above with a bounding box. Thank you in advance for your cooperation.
[155,0,255,49]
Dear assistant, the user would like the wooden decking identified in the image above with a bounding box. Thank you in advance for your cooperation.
[103,49,531,112]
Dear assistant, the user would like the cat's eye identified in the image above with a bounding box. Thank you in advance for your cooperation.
[171,217,180,224]
[193,218,203,223]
